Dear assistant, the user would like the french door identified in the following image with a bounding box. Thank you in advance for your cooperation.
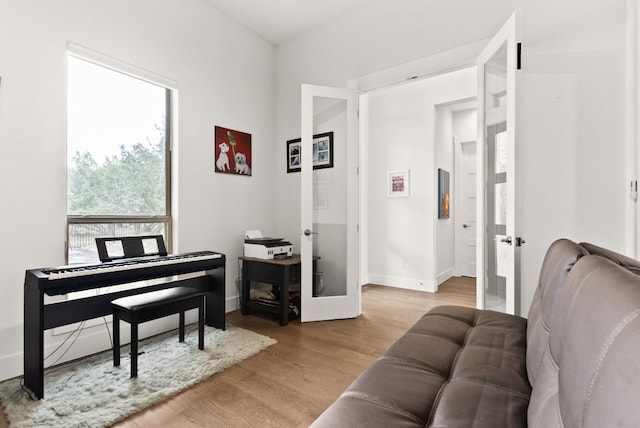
[477,12,521,315]
[300,84,359,322]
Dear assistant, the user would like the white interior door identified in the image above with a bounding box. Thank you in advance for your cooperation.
[300,84,359,322]
[457,140,477,277]
[477,12,521,315]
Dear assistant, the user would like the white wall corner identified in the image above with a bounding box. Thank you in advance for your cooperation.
[436,267,455,286]
[226,295,240,312]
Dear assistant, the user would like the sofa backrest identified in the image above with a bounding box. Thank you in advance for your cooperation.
[528,255,640,427]
[580,241,640,275]
[526,238,587,384]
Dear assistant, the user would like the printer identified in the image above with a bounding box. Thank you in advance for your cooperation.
[244,230,293,259]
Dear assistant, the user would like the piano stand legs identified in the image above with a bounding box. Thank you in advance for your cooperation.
[113,315,120,368]
[131,318,138,378]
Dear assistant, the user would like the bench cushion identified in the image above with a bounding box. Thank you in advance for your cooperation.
[112,286,205,311]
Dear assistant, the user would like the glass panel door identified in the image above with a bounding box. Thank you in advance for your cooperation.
[477,12,519,315]
[300,84,359,322]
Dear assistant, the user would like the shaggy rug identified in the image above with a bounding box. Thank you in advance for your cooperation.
[0,325,276,428]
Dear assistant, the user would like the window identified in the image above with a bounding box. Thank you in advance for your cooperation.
[66,54,172,264]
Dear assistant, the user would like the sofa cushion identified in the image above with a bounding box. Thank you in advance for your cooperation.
[430,378,529,428]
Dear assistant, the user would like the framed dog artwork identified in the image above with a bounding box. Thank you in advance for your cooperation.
[214,126,252,176]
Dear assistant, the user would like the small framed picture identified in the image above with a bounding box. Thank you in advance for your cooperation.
[438,168,450,218]
[287,132,334,173]
[387,170,410,197]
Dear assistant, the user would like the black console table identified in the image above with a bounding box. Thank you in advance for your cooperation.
[240,255,317,326]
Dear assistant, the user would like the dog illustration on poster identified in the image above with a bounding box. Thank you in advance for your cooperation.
[216,142,230,171]
[214,126,252,176]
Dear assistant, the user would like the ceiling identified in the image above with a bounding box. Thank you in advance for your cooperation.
[202,0,377,45]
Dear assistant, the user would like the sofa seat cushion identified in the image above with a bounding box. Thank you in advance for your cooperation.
[339,357,447,425]
[430,378,529,428]
[311,305,530,428]
[452,345,530,396]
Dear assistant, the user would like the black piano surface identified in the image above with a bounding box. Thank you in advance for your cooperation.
[24,251,226,399]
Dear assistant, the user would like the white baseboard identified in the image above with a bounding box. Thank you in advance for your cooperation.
[368,274,437,293]
[436,268,455,286]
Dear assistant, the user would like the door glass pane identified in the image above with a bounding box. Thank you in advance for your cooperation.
[494,182,507,225]
[495,131,508,174]
[311,97,347,299]
[484,41,508,312]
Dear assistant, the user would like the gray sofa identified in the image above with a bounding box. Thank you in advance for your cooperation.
[311,239,640,427]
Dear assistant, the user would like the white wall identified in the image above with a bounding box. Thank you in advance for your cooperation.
[453,110,478,144]
[518,29,626,313]
[275,0,626,315]
[0,0,275,380]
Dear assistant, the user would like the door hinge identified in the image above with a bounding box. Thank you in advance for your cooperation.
[517,42,522,70]
[516,237,526,247]
[630,180,638,202]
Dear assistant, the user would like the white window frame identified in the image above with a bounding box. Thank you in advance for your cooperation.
[65,43,178,263]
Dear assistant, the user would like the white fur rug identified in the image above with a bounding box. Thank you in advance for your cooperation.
[0,325,276,427]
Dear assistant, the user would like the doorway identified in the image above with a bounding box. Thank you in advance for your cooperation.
[361,67,477,294]
[448,101,478,279]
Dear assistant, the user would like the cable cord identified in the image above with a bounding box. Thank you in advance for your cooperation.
[23,316,114,400]
[102,316,113,349]
[43,321,86,364]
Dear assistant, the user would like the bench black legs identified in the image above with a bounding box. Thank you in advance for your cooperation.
[111,287,206,378]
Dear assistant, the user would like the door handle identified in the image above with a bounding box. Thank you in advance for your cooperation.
[496,236,525,246]
[303,229,318,236]
[463,224,470,229]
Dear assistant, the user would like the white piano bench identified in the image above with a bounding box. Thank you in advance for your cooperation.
[111,286,206,378]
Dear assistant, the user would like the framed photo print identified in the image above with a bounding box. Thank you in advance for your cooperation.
[387,170,410,197]
[287,132,334,173]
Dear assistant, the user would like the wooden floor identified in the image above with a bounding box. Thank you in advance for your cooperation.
[2,278,475,428]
